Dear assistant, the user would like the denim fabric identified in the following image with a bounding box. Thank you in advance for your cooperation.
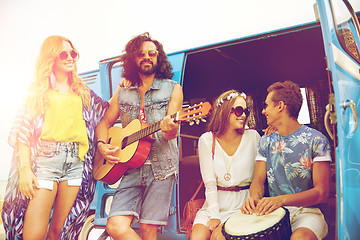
[35,140,84,184]
[117,78,178,181]
[3,89,109,239]
[108,164,175,226]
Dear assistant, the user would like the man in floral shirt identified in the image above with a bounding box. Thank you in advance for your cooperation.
[241,81,331,240]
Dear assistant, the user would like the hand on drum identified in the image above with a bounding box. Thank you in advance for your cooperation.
[206,218,221,231]
[241,197,259,214]
[254,196,283,215]
[241,196,283,216]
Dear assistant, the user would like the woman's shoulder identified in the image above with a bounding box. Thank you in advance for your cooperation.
[199,131,214,143]
[200,131,213,138]
[244,129,261,142]
[198,131,216,151]
[244,129,260,137]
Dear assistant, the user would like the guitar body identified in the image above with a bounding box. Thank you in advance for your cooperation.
[93,119,153,185]
[93,102,212,184]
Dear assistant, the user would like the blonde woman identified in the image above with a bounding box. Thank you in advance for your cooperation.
[1,36,109,239]
[191,90,260,240]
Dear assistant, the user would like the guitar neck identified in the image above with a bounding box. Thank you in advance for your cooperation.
[124,112,178,147]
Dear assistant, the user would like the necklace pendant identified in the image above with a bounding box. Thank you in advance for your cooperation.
[224,172,231,181]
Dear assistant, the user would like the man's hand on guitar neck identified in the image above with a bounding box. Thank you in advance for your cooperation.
[97,142,121,164]
[161,115,180,140]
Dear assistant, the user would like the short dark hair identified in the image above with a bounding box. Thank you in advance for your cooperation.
[120,32,174,85]
[267,80,303,119]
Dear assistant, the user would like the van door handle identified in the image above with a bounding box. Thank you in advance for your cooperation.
[324,93,336,140]
[343,100,358,134]
[324,104,334,140]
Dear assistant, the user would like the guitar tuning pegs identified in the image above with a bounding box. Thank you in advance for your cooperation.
[196,119,200,125]
[189,121,194,126]
[201,118,206,122]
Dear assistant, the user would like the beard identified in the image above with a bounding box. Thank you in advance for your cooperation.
[137,60,157,75]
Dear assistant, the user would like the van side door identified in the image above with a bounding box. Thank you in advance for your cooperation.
[316,0,360,239]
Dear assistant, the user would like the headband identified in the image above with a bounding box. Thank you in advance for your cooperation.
[216,92,246,107]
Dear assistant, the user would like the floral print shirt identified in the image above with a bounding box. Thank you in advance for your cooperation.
[256,125,331,197]
[1,89,109,239]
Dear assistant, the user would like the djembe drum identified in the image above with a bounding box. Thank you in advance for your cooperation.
[222,207,292,240]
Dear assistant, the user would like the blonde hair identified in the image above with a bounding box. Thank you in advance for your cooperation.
[207,90,247,135]
[26,35,90,115]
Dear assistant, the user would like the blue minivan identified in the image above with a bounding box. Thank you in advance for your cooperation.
[79,1,360,239]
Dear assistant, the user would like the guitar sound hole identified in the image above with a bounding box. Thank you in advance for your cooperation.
[122,137,128,150]
[103,137,112,165]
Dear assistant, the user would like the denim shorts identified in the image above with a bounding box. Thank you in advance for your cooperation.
[35,140,84,190]
[108,164,175,226]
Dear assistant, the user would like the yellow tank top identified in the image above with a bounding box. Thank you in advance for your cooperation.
[41,90,89,161]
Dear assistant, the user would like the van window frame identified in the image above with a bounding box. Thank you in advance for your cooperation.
[330,0,360,64]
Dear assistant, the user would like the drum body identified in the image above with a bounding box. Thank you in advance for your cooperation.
[222,207,292,240]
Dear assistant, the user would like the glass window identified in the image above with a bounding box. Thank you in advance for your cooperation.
[298,88,311,125]
[331,0,360,64]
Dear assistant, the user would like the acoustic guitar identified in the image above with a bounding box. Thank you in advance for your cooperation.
[93,102,212,184]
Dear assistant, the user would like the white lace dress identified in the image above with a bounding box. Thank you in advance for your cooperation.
[193,130,260,226]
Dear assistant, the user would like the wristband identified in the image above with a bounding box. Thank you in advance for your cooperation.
[97,140,107,146]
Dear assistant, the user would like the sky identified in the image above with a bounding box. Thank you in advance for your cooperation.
[0,0,359,183]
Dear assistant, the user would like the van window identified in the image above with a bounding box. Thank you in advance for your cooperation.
[332,0,360,63]
[299,88,311,125]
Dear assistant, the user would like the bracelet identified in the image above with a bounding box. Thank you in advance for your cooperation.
[97,140,106,146]
[18,164,31,171]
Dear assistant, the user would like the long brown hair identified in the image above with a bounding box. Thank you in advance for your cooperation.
[26,35,90,115]
[207,90,247,135]
[120,32,174,86]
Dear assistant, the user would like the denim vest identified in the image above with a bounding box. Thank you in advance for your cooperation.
[118,78,178,180]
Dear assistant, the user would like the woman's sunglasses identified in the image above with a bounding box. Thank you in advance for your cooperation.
[59,50,78,61]
[231,106,250,117]
[137,50,158,58]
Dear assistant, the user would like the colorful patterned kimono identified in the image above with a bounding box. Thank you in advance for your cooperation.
[1,89,109,239]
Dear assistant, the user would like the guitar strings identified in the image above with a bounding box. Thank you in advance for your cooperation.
[123,111,182,147]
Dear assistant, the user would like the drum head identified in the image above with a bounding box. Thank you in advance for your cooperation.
[224,207,285,236]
